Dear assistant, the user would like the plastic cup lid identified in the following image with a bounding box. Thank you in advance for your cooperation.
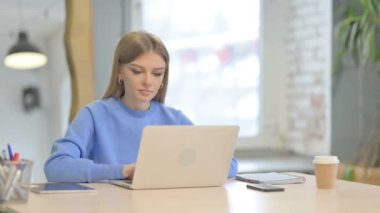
[312,155,340,164]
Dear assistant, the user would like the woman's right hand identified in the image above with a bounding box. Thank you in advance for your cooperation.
[122,163,136,179]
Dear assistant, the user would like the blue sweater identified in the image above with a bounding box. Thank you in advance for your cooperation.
[44,97,238,182]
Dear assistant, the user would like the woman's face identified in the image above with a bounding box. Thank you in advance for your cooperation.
[118,52,166,110]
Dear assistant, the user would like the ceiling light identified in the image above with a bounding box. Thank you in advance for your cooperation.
[4,31,48,70]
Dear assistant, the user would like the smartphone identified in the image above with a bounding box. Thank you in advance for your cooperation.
[246,184,285,192]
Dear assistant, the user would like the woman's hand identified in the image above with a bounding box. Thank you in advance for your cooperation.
[122,163,136,179]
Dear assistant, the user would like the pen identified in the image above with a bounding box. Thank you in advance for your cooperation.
[2,149,8,161]
[7,144,13,161]
[12,152,20,162]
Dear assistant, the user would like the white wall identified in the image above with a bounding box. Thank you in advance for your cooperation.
[259,0,290,149]
[0,24,69,182]
[285,0,332,155]
[92,0,123,98]
[45,25,71,143]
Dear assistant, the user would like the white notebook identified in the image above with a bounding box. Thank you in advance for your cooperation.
[236,172,306,185]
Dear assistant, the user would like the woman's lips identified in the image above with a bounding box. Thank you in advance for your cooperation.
[139,89,153,96]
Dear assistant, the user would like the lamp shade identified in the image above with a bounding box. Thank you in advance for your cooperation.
[4,31,47,70]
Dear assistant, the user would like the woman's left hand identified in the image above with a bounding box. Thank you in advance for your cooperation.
[122,163,136,179]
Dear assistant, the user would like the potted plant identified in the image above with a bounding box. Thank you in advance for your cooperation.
[334,0,380,185]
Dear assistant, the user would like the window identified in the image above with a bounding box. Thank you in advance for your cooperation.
[142,0,260,137]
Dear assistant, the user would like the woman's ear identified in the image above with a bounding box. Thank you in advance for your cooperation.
[117,65,124,85]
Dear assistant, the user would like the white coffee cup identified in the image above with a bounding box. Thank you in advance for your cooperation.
[313,156,340,189]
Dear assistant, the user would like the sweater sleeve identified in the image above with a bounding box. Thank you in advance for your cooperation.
[228,157,238,178]
[44,107,124,182]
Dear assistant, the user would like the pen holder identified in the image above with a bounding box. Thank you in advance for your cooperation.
[0,160,33,204]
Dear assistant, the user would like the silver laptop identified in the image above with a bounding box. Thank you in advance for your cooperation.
[110,125,239,190]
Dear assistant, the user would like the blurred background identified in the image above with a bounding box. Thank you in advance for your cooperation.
[1,0,379,184]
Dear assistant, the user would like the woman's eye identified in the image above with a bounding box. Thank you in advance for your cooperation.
[131,69,142,74]
[153,72,164,77]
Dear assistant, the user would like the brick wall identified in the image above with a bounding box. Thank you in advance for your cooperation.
[285,0,331,155]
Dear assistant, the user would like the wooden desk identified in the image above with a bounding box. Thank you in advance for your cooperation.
[7,173,380,213]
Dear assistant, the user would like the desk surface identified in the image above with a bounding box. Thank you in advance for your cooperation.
[8,173,380,213]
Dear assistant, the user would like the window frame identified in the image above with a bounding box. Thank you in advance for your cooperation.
[130,0,288,151]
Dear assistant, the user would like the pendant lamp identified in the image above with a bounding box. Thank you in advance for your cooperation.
[4,31,48,70]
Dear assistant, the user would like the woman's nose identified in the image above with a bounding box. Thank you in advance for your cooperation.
[142,73,153,85]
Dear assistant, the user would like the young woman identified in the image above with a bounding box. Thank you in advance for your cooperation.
[44,31,238,182]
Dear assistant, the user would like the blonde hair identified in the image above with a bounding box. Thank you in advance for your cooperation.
[102,31,169,103]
